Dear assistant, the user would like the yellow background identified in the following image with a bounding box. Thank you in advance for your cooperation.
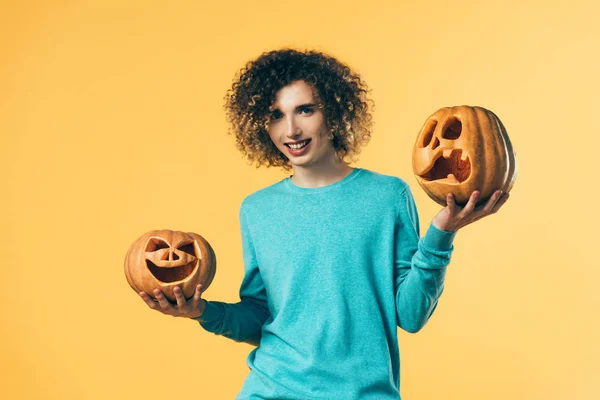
[2,0,598,399]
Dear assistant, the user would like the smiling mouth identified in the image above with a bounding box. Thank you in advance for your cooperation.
[285,139,311,148]
[419,149,471,184]
[146,260,198,283]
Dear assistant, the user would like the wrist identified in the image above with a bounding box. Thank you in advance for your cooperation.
[432,219,456,232]
[189,299,207,319]
[425,221,457,251]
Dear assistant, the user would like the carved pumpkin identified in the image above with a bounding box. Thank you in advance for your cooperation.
[412,105,517,207]
[124,230,216,302]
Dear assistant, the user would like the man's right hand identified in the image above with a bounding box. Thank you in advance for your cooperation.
[139,284,206,319]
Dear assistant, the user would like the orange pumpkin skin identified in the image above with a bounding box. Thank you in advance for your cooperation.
[124,230,216,302]
[412,105,517,207]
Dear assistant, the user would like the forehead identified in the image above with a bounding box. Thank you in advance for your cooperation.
[269,80,320,111]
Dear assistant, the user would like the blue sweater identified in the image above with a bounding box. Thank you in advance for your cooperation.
[195,167,456,399]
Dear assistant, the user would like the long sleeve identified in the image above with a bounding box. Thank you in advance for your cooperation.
[394,185,456,333]
[193,203,271,346]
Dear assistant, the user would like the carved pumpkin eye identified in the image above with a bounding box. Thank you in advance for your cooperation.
[412,106,517,206]
[145,238,169,252]
[415,115,471,186]
[178,242,196,256]
[443,118,462,140]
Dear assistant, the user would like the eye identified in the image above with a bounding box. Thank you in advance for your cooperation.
[145,238,169,252]
[178,242,196,256]
[270,112,282,121]
[300,107,313,115]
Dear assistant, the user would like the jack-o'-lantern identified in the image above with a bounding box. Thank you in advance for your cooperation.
[124,230,216,302]
[412,105,517,207]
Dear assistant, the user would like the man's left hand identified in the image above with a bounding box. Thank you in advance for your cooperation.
[431,190,510,233]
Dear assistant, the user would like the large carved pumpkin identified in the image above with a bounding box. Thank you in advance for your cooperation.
[124,230,216,302]
[412,105,517,207]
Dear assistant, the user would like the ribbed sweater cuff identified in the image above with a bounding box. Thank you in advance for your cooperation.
[423,222,457,251]
[192,300,223,323]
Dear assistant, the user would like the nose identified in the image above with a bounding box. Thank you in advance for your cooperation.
[160,250,179,261]
[285,117,302,139]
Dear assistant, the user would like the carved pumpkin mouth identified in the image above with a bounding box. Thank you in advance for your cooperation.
[419,148,472,184]
[146,260,198,283]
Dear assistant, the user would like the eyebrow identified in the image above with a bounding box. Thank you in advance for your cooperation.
[268,103,318,113]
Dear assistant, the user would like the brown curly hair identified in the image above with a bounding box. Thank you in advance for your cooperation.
[223,47,375,172]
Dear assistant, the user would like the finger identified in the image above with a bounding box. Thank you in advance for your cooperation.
[481,190,503,214]
[153,289,173,312]
[446,193,456,214]
[192,284,204,304]
[491,192,510,213]
[173,286,186,309]
[139,292,157,309]
[460,190,480,216]
[470,214,485,223]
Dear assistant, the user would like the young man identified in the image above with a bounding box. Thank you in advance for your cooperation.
[139,48,510,399]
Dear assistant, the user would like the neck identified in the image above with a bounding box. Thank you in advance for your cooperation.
[289,158,355,188]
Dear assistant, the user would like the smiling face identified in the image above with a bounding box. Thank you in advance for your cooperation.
[144,232,199,283]
[267,80,338,170]
[124,230,216,302]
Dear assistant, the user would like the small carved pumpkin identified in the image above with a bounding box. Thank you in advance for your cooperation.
[412,105,517,206]
[124,230,216,302]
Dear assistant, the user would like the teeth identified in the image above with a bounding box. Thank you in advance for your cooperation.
[441,149,468,161]
[445,174,459,184]
[289,140,308,149]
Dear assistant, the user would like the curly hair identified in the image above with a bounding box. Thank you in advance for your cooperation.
[223,47,375,172]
